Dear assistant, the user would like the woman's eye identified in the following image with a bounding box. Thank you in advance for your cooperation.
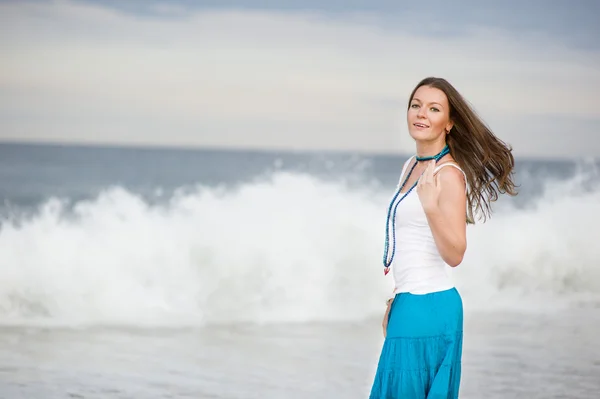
[410,104,419,108]
[430,107,440,112]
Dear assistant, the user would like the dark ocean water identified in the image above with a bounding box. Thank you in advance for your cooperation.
[0,142,594,211]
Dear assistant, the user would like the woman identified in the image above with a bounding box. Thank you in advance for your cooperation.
[369,77,517,398]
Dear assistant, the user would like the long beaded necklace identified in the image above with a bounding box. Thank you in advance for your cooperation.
[382,145,450,275]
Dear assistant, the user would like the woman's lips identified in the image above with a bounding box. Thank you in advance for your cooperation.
[413,123,429,129]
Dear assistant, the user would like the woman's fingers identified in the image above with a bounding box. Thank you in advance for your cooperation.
[417,160,437,190]
[427,160,435,183]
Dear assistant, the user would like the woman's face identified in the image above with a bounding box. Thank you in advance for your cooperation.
[407,85,453,142]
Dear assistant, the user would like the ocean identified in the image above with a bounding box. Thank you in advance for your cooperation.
[0,142,599,398]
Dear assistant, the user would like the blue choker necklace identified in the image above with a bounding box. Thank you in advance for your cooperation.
[415,146,450,162]
[382,145,450,275]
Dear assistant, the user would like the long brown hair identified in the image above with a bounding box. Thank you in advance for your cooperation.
[408,77,517,223]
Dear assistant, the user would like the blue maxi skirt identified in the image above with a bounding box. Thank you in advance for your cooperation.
[369,287,463,399]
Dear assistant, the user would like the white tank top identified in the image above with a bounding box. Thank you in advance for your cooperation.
[391,156,467,295]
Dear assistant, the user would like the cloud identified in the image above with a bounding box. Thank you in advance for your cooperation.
[0,0,599,157]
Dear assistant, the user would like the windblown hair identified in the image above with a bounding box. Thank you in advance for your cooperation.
[408,77,518,223]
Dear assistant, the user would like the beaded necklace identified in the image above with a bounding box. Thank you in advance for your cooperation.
[382,145,450,275]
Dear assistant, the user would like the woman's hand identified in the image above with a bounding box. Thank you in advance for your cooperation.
[417,160,442,212]
[382,298,393,338]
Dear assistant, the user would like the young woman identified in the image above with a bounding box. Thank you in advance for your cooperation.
[369,77,517,398]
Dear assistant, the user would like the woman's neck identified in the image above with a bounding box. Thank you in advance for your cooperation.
[416,141,447,159]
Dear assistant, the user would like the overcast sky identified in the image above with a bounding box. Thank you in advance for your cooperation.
[1,0,599,158]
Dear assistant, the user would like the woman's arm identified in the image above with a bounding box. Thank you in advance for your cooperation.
[419,163,467,267]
